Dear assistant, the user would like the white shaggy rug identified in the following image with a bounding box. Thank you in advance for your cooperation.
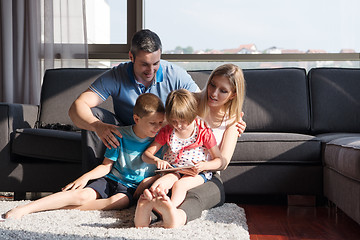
[0,201,249,240]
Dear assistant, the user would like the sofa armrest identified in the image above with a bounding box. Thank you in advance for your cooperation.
[0,102,39,151]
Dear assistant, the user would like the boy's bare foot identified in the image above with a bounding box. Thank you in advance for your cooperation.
[4,206,28,220]
[134,193,156,228]
[153,191,186,228]
[143,189,154,201]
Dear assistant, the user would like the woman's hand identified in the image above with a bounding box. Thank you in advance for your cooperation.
[236,112,246,137]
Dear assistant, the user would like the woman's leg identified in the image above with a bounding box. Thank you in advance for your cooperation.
[152,173,225,228]
[4,188,98,219]
[171,175,204,207]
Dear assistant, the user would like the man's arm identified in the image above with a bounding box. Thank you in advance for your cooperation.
[68,89,121,149]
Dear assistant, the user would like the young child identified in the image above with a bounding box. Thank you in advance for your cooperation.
[3,93,165,220]
[134,89,226,228]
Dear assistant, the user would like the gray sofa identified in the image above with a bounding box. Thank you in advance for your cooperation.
[0,67,359,225]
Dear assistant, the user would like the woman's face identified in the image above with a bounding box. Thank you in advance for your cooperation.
[207,75,236,108]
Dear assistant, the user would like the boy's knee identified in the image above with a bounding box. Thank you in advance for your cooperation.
[75,188,97,204]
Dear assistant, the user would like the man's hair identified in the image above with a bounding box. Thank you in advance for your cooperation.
[133,93,165,118]
[165,89,198,124]
[130,29,162,58]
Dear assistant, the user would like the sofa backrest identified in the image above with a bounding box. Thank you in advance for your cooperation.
[242,68,310,133]
[39,68,113,128]
[309,68,360,134]
[189,68,311,133]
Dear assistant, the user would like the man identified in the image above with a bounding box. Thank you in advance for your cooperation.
[69,29,198,152]
[68,29,224,225]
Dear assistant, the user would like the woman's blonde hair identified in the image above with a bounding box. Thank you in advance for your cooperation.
[198,64,246,122]
[165,89,198,124]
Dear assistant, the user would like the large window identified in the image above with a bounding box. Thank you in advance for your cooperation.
[144,0,360,54]
[87,0,360,69]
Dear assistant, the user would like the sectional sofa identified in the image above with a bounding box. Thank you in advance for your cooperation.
[0,67,359,225]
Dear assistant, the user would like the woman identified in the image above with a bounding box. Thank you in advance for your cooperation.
[135,63,246,228]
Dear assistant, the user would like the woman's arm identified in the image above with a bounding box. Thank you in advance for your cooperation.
[194,146,226,173]
[218,122,239,170]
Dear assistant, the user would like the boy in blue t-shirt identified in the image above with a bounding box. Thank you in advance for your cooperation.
[4,93,165,220]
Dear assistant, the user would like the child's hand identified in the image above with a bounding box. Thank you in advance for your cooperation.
[194,160,207,172]
[155,159,172,170]
[62,176,89,191]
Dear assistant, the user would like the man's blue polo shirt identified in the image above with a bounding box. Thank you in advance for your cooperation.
[89,60,199,125]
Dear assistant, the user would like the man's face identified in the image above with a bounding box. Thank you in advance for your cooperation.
[130,49,161,86]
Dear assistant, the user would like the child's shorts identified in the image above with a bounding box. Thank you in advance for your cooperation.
[86,177,136,205]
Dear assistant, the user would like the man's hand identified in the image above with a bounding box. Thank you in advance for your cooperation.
[236,112,246,137]
[92,121,122,149]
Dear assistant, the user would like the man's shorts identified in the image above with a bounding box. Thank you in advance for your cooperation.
[86,177,136,205]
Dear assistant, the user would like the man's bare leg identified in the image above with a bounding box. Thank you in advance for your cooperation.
[4,188,97,219]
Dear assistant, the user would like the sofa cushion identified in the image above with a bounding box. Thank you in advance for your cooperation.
[12,128,82,163]
[187,70,212,89]
[39,68,113,130]
[242,68,310,133]
[324,137,360,181]
[231,132,321,164]
[315,133,360,144]
[309,68,360,134]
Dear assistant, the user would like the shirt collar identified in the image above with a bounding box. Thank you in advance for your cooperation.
[127,61,164,84]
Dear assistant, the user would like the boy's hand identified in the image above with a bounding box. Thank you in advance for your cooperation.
[62,176,89,191]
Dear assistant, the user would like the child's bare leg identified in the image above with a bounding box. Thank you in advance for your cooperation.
[4,188,97,219]
[150,173,179,194]
[134,192,156,228]
[69,192,130,211]
[171,175,204,207]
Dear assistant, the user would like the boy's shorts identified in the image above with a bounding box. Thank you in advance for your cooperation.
[86,177,136,205]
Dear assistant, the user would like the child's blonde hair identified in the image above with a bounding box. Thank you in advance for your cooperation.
[198,64,246,123]
[133,93,165,118]
[165,89,198,124]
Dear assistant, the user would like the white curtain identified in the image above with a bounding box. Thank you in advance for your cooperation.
[0,0,88,105]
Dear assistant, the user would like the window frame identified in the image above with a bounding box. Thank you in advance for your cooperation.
[87,0,360,63]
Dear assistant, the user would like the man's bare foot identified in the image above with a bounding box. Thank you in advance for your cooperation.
[153,193,186,228]
[134,193,156,228]
[4,206,28,220]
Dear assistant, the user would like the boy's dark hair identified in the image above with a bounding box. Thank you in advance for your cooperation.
[130,29,162,59]
[133,93,165,118]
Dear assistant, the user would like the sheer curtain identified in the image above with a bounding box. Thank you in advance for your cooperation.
[0,0,88,105]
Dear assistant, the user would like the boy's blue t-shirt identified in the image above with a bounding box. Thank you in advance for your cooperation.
[104,125,158,189]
